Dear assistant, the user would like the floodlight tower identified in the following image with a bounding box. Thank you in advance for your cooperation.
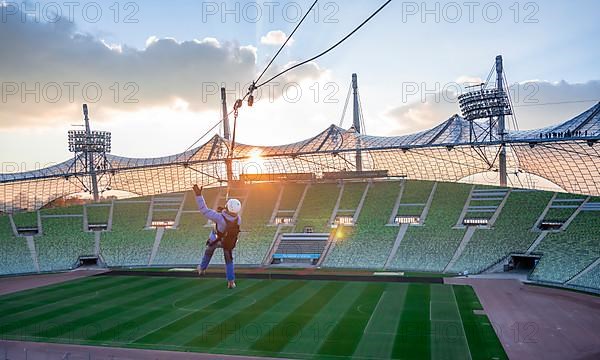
[67,104,112,202]
[352,73,363,172]
[458,55,513,188]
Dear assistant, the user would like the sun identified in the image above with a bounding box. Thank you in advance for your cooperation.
[242,148,265,174]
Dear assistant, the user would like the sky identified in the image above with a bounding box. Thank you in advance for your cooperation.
[1,0,599,173]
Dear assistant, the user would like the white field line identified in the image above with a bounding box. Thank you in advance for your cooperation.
[451,286,473,360]
[363,291,386,335]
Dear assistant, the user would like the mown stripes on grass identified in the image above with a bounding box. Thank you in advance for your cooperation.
[0,275,121,318]
[0,276,501,360]
[88,279,227,343]
[0,275,111,303]
[30,277,181,338]
[453,285,508,360]
[0,276,150,336]
[133,280,272,345]
[210,281,327,352]
[280,282,368,356]
[316,282,386,357]
[392,283,431,359]
[250,281,345,353]
[184,281,309,349]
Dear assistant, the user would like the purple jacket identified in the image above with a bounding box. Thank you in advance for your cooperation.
[196,195,241,242]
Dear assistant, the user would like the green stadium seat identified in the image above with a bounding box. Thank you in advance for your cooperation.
[530,211,600,284]
[0,216,35,274]
[324,181,400,269]
[449,190,553,273]
[390,182,471,272]
[37,217,94,271]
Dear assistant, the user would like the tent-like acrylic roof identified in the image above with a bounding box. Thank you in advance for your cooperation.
[1,102,599,211]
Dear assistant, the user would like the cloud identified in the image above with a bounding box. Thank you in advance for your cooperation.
[385,80,600,134]
[0,8,323,130]
[455,75,483,86]
[260,30,294,46]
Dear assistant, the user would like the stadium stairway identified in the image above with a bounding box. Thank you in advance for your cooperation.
[383,182,438,269]
[448,189,551,274]
[100,200,154,266]
[323,181,401,269]
[567,257,600,292]
[294,183,339,233]
[36,207,95,272]
[153,187,217,266]
[444,188,511,273]
[529,198,600,284]
[25,236,40,272]
[145,193,186,266]
[566,257,600,286]
[390,182,471,272]
[533,193,589,231]
[327,181,370,227]
[84,202,113,231]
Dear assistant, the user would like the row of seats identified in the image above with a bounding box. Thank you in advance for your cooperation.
[0,181,598,294]
[396,181,434,216]
[0,216,34,275]
[530,211,600,284]
[448,190,553,273]
[324,181,399,269]
[11,211,38,228]
[153,188,218,265]
[86,205,111,224]
[295,183,339,233]
[36,217,94,272]
[391,182,472,272]
[153,213,207,265]
[337,182,367,210]
[569,263,600,290]
[100,202,154,266]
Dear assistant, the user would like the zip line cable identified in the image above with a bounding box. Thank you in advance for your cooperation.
[254,0,393,89]
[254,0,319,85]
[223,0,393,178]
[182,109,234,155]
[182,1,319,160]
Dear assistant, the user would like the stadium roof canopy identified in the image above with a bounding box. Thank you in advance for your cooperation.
[1,102,599,212]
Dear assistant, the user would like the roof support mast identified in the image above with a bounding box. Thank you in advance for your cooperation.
[352,73,363,171]
[496,55,507,187]
[221,87,231,140]
[222,87,233,182]
[83,105,100,202]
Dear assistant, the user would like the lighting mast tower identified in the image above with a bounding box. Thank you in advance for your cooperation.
[67,104,112,202]
[458,55,513,188]
[496,55,508,187]
[352,73,363,172]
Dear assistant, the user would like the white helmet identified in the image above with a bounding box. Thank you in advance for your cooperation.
[226,198,242,214]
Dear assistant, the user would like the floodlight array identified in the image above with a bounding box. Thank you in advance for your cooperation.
[458,88,512,121]
[68,130,112,153]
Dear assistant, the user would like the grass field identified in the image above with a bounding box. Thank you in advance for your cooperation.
[0,275,507,359]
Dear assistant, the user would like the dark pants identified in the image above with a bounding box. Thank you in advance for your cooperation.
[200,240,235,281]
[202,240,234,265]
